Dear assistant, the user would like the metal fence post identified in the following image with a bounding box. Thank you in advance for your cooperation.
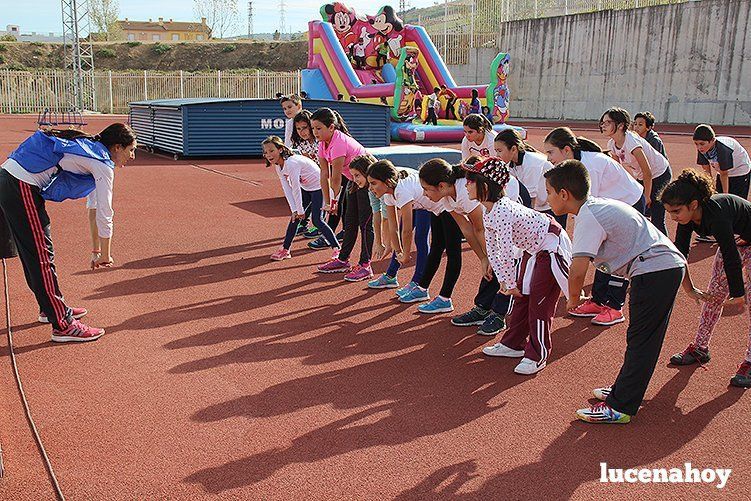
[144,70,148,100]
[180,70,184,98]
[108,70,113,114]
[256,69,261,98]
[217,70,221,97]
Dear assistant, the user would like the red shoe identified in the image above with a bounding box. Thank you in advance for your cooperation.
[39,307,87,324]
[568,299,605,318]
[591,306,625,326]
[51,319,104,343]
[270,247,292,261]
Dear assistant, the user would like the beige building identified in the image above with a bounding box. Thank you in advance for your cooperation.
[118,18,212,42]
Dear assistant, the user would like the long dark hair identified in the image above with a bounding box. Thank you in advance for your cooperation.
[44,123,136,150]
[495,128,537,154]
[659,169,714,206]
[463,113,493,135]
[261,135,293,167]
[311,107,351,136]
[600,107,631,134]
[465,170,503,202]
[419,158,465,187]
[367,159,409,189]
[544,127,602,154]
[348,154,377,193]
[291,110,314,147]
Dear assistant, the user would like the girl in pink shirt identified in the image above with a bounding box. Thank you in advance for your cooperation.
[311,108,374,280]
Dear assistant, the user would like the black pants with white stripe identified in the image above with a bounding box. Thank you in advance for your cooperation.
[0,169,72,331]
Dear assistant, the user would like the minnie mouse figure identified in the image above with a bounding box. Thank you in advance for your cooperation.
[369,6,404,58]
[321,3,360,52]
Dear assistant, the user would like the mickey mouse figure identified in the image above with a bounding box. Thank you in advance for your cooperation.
[369,6,404,58]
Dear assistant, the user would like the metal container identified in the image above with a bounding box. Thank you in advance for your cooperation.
[129,98,391,157]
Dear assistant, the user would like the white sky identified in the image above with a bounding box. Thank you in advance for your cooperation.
[2,0,438,37]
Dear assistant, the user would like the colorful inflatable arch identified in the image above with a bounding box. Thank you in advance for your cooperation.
[303,3,525,141]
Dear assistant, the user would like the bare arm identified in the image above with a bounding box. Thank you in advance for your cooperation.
[566,256,590,310]
[719,170,730,194]
[329,156,346,208]
[632,147,653,207]
[319,157,331,207]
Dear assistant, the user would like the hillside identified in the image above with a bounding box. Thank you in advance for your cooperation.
[0,40,308,72]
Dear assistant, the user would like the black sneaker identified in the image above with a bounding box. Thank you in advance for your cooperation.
[477,314,505,336]
[670,343,710,366]
[307,236,329,250]
[304,227,321,239]
[451,306,490,326]
[296,224,308,236]
[336,230,345,242]
[730,361,751,388]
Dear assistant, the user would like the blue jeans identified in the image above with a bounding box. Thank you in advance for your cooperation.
[385,209,431,283]
[283,189,338,250]
[639,168,672,235]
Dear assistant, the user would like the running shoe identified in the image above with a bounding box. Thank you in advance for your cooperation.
[568,299,605,318]
[669,343,710,366]
[417,296,454,314]
[303,227,321,239]
[368,273,399,289]
[396,281,418,298]
[51,319,104,343]
[591,307,625,326]
[593,387,612,401]
[344,263,374,282]
[514,357,546,375]
[308,236,329,250]
[399,287,430,304]
[482,342,524,358]
[451,306,490,326]
[270,247,291,261]
[295,224,308,236]
[730,361,751,388]
[39,306,88,324]
[477,314,506,336]
[576,402,631,424]
[317,258,351,273]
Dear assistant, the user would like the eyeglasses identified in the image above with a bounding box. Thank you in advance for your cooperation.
[599,119,615,126]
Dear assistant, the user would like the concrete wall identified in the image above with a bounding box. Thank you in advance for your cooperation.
[448,0,751,125]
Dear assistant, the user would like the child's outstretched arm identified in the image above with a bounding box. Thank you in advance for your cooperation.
[567,256,590,311]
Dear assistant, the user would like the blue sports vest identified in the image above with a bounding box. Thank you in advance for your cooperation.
[8,130,114,202]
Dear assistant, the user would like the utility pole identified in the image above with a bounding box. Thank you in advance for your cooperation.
[248,1,253,39]
[61,0,95,111]
[279,0,286,39]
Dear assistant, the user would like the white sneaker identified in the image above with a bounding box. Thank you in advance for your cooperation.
[482,343,525,358]
[514,357,546,375]
[593,386,612,401]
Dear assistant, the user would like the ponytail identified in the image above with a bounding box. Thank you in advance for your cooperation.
[544,127,602,154]
[463,113,493,134]
[419,158,465,187]
[659,169,714,206]
[495,128,538,153]
[310,107,351,137]
[43,122,136,150]
[366,159,408,189]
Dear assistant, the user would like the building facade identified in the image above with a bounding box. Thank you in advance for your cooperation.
[118,18,211,42]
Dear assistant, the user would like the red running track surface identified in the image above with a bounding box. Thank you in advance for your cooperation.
[0,115,749,499]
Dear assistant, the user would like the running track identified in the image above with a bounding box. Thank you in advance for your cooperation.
[0,115,749,499]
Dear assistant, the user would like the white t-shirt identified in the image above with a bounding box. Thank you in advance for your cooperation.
[509,150,554,211]
[461,130,497,161]
[580,150,643,206]
[608,130,670,180]
[440,178,481,215]
[284,118,294,148]
[275,154,322,214]
[382,170,444,215]
[2,154,115,238]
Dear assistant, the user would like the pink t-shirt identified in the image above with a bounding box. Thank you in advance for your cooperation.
[317,129,367,181]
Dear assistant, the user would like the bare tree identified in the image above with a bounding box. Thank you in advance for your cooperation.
[90,0,123,41]
[194,0,240,39]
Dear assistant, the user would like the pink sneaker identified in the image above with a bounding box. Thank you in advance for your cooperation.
[39,306,87,324]
[592,306,625,326]
[270,247,292,261]
[344,263,374,282]
[51,319,104,343]
[317,258,351,273]
[568,299,605,318]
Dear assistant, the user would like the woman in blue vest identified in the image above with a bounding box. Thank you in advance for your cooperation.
[0,124,136,343]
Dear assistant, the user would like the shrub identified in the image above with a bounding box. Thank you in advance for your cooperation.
[0,35,16,42]
[0,44,6,52]
[6,63,27,71]
[32,49,44,57]
[96,48,116,58]
[125,41,142,47]
[29,41,43,47]
[152,43,171,54]
[0,55,4,64]
[221,44,237,53]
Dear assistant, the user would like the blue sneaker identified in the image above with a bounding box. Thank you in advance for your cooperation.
[368,273,399,289]
[396,281,418,298]
[417,296,454,314]
[399,287,429,304]
[307,236,329,250]
[303,227,321,239]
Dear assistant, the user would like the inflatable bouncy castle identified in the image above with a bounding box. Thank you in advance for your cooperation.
[302,3,526,142]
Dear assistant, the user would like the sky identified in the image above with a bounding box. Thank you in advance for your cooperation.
[2,0,438,37]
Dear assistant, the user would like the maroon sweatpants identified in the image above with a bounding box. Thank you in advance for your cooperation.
[499,251,561,364]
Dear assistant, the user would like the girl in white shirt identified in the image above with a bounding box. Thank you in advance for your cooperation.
[463,157,571,375]
[262,136,339,261]
[543,127,645,327]
[366,160,435,293]
[0,124,137,343]
[600,107,672,235]
[494,128,565,228]
[461,114,496,161]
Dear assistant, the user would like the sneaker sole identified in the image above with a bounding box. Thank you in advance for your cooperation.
[477,328,502,336]
[51,331,104,343]
[317,268,351,274]
[483,349,524,358]
[568,311,600,318]
[39,311,87,324]
[368,283,400,289]
[270,256,291,261]
[591,316,625,326]
[344,275,374,282]
[669,356,709,366]
[418,306,454,314]
[514,363,546,375]
[399,296,430,304]
[450,319,487,327]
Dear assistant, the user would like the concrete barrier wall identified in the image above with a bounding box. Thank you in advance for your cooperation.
[448,0,750,125]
